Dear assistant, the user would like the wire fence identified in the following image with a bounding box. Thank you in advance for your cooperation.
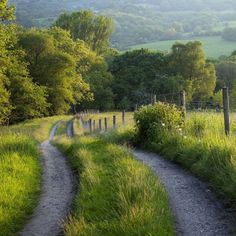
[77,87,235,136]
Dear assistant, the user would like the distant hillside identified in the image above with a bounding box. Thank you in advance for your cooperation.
[9,0,236,50]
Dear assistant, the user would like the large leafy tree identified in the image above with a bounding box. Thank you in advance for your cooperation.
[75,41,114,110]
[1,1,49,123]
[168,41,216,100]
[19,28,93,115]
[54,11,113,54]
[110,49,167,109]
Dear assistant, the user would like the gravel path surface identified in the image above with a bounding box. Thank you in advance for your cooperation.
[134,150,236,236]
[21,124,75,236]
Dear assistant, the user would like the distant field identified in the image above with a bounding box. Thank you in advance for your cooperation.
[129,36,236,59]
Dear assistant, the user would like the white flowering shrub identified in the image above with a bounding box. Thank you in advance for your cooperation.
[134,102,184,143]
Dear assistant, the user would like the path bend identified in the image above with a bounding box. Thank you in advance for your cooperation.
[21,123,75,236]
[134,150,236,236]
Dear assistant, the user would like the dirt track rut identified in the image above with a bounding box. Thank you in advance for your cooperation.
[20,124,74,236]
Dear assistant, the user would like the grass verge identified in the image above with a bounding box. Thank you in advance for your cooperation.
[55,135,175,236]
[0,134,41,236]
[0,115,71,236]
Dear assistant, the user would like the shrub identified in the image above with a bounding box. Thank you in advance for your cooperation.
[134,102,184,143]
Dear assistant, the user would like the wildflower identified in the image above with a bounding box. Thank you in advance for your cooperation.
[161,123,165,127]
[184,136,187,139]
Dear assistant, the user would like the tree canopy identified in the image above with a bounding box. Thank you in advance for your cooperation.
[55,11,114,54]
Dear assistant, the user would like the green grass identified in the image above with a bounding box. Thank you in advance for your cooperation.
[95,110,236,202]
[82,112,134,132]
[0,116,71,236]
[0,134,41,236]
[131,108,236,202]
[0,116,71,143]
[55,135,175,236]
[129,36,236,59]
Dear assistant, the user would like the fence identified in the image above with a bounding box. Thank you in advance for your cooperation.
[78,111,127,133]
[76,87,232,136]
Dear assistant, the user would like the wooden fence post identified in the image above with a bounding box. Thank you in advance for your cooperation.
[93,120,96,131]
[89,119,92,133]
[223,87,230,135]
[122,110,125,125]
[104,117,108,131]
[113,115,116,129]
[99,119,102,131]
[135,104,138,111]
[152,94,157,105]
[179,90,186,111]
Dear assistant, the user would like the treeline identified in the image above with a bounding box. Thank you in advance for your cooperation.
[2,0,236,125]
[110,42,216,109]
[10,0,236,50]
[0,2,114,124]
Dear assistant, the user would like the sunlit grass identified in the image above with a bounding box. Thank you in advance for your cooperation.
[0,116,71,142]
[0,135,41,236]
[136,110,236,201]
[0,115,71,236]
[55,136,175,236]
[82,112,134,131]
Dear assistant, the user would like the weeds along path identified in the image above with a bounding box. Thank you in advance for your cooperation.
[134,150,236,236]
[21,123,75,236]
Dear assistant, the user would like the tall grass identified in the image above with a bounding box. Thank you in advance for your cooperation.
[55,136,175,236]
[0,116,71,236]
[133,110,236,202]
[83,112,134,131]
[0,135,41,236]
[0,116,70,142]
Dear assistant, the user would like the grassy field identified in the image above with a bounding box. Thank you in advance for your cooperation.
[0,116,70,236]
[129,36,236,59]
[55,135,175,236]
[82,112,134,132]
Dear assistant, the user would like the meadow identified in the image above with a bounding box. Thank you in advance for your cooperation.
[0,116,70,236]
[129,36,236,59]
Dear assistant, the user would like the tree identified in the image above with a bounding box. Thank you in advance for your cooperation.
[110,49,167,109]
[54,11,114,54]
[168,41,216,100]
[0,0,15,21]
[18,28,93,115]
[216,62,236,91]
[75,40,114,110]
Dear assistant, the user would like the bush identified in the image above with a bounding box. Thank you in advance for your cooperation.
[134,102,184,144]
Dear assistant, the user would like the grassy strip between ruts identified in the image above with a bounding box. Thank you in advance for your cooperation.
[0,116,71,236]
[55,135,175,236]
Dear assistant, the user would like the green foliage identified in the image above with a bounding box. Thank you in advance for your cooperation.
[55,11,113,54]
[55,136,174,236]
[0,0,15,21]
[110,49,167,109]
[12,0,236,50]
[168,41,216,101]
[134,102,184,143]
[18,28,92,115]
[132,110,236,201]
[111,44,216,108]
